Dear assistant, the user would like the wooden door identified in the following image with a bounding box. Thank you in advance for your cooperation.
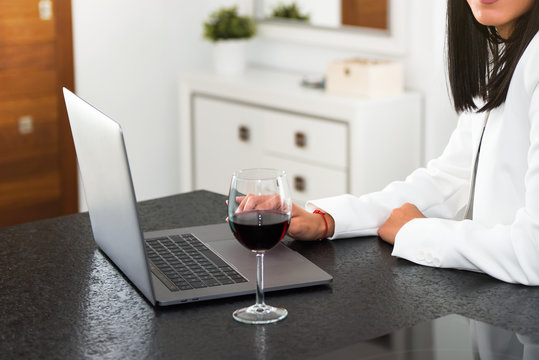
[0,0,77,227]
[341,0,388,30]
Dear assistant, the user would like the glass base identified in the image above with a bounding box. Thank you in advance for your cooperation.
[233,304,288,325]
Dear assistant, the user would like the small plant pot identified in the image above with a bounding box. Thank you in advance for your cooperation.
[213,39,248,75]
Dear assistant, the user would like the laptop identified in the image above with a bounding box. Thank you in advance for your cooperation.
[62,88,332,306]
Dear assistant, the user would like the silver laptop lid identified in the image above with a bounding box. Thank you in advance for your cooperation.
[63,88,156,305]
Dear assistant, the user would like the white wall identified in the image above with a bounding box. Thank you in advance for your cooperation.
[72,0,240,209]
[72,0,457,209]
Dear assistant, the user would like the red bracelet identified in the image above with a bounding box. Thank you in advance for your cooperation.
[313,209,328,240]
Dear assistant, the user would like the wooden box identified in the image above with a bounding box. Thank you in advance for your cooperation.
[325,58,404,98]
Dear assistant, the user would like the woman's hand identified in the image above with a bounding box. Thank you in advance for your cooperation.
[235,194,285,213]
[288,203,335,241]
[378,203,425,245]
[228,195,335,241]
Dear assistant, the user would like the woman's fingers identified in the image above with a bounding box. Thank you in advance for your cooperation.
[378,203,425,245]
[257,195,283,211]
[234,194,285,212]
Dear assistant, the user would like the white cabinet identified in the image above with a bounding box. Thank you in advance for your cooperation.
[180,68,422,205]
[192,95,348,203]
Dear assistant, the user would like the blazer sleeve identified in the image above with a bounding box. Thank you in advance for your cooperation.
[306,111,475,239]
[393,44,539,285]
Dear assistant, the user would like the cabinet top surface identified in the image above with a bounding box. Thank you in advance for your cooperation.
[181,67,421,119]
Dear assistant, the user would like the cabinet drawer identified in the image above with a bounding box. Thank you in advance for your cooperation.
[263,155,347,205]
[193,96,264,194]
[263,111,347,169]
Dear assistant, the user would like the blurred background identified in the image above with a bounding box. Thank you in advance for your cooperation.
[0,0,457,226]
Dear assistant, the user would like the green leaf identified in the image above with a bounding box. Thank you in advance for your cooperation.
[203,5,257,42]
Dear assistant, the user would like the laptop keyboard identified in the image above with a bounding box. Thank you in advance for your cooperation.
[145,233,247,292]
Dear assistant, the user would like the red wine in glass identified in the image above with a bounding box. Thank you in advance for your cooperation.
[228,168,292,324]
[230,210,290,251]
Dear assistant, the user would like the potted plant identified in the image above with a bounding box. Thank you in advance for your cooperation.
[203,5,257,75]
[271,2,310,22]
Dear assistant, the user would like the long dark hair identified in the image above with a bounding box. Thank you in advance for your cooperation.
[447,0,539,113]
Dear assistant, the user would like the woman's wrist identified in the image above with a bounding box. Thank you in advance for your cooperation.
[312,210,335,240]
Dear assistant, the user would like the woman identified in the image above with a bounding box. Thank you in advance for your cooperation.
[288,0,539,285]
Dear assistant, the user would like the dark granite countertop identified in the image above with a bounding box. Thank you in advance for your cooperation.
[1,190,539,359]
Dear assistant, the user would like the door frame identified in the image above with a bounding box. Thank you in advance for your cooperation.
[54,0,78,214]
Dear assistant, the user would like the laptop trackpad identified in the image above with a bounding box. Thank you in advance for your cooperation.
[209,239,323,289]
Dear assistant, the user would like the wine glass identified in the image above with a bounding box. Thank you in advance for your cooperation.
[227,168,292,324]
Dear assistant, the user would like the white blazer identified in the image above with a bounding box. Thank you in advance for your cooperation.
[307,32,539,285]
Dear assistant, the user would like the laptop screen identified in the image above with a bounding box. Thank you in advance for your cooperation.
[315,314,535,360]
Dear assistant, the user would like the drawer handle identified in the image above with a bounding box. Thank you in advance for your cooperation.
[238,125,250,142]
[295,132,307,148]
[294,176,306,192]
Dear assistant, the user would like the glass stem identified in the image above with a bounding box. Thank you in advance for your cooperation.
[255,252,265,308]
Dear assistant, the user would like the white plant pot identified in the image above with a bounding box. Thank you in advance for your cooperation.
[213,39,248,75]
